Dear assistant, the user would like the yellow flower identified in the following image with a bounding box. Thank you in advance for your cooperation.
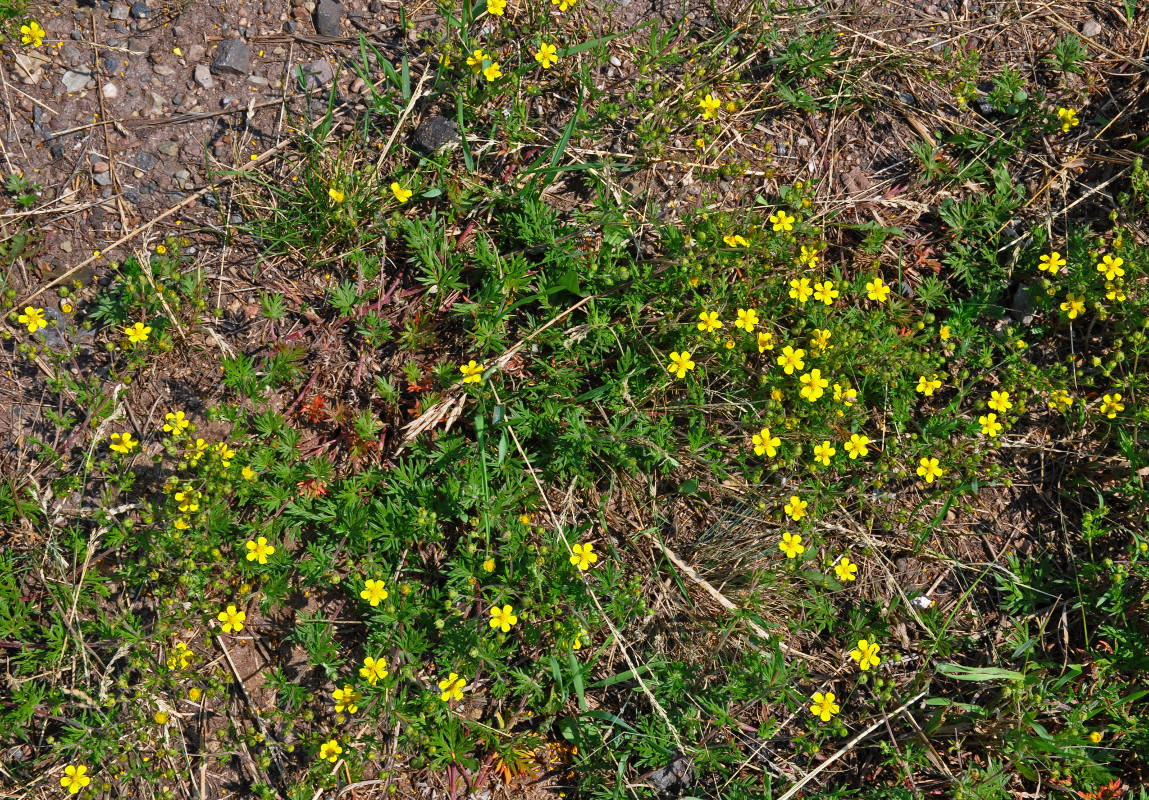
[185,437,209,464]
[734,308,759,332]
[1100,393,1124,419]
[359,655,389,685]
[757,331,775,352]
[60,764,91,794]
[535,42,558,68]
[328,187,345,203]
[1048,389,1073,411]
[798,244,819,267]
[697,310,722,333]
[833,383,857,407]
[17,306,47,333]
[163,410,191,435]
[809,691,840,721]
[61,301,73,314]
[769,210,796,232]
[188,687,202,701]
[850,639,881,670]
[167,641,194,670]
[489,603,519,632]
[788,277,813,304]
[174,516,191,531]
[175,489,199,513]
[810,328,831,353]
[813,440,836,466]
[752,427,780,457]
[779,531,805,559]
[438,672,466,701]
[978,413,1003,437]
[784,495,808,521]
[939,324,952,341]
[360,579,389,606]
[124,321,151,344]
[552,0,576,10]
[1038,251,1065,274]
[698,93,721,120]
[845,433,870,460]
[1096,254,1124,280]
[20,20,46,47]
[1089,731,1103,744]
[916,374,942,396]
[244,536,275,565]
[217,604,246,634]
[916,457,944,484]
[242,465,257,481]
[333,684,362,714]
[460,359,485,384]
[519,512,535,525]
[466,48,488,73]
[1057,106,1079,133]
[482,557,496,572]
[723,233,749,247]
[799,368,829,402]
[483,61,502,81]
[109,432,138,454]
[667,351,695,378]
[215,442,236,467]
[865,278,890,302]
[987,390,1013,413]
[833,556,857,582]
[570,542,598,570]
[154,710,169,724]
[391,182,413,203]
[1105,280,1127,302]
[487,0,507,14]
[1060,292,1086,319]
[319,739,342,762]
[777,345,806,375]
[812,280,838,306]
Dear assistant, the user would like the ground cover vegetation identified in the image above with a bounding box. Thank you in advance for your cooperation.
[1,0,1147,798]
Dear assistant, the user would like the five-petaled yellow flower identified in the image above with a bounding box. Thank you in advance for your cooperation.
[570,542,598,570]
[850,639,881,670]
[1105,281,1126,302]
[798,245,819,267]
[1057,106,1079,133]
[391,182,413,203]
[799,369,829,402]
[1038,251,1065,274]
[319,739,342,762]
[1048,389,1073,412]
[333,684,362,714]
[939,324,952,341]
[439,672,466,701]
[460,359,485,384]
[1060,292,1086,319]
[467,48,488,74]
[698,93,721,120]
[125,321,151,344]
[784,495,808,521]
[60,764,90,795]
[757,331,775,352]
[552,0,577,10]
[21,20,46,48]
[1096,254,1124,281]
[487,0,507,14]
[163,410,190,435]
[697,310,722,333]
[988,390,1013,413]
[812,280,839,306]
[809,691,840,721]
[483,61,502,81]
[978,413,1002,437]
[328,187,345,203]
[734,308,759,332]
[489,603,519,632]
[217,604,246,634]
[865,278,890,302]
[788,277,813,304]
[916,457,944,484]
[109,432,138,454]
[769,210,796,232]
[813,440,836,466]
[779,531,804,559]
[834,556,858,582]
[168,641,194,670]
[17,306,47,333]
[845,433,871,460]
[723,233,749,247]
[360,579,389,606]
[667,351,695,378]
[810,328,831,353]
[245,536,275,564]
[242,465,257,481]
[1089,731,1103,744]
[1100,393,1124,419]
[483,557,496,572]
[916,374,942,396]
[777,345,806,375]
[535,42,558,68]
[752,427,780,457]
[360,655,389,685]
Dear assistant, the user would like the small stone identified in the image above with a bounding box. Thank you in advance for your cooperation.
[194,64,214,89]
[369,0,381,9]
[102,82,119,99]
[111,3,130,20]
[61,44,85,67]
[210,38,251,76]
[62,70,91,93]
[248,74,269,86]
[101,54,122,74]
[221,95,235,108]
[50,142,65,160]
[186,44,205,62]
[135,152,157,169]
[157,140,179,157]
[146,91,165,115]
[282,20,297,32]
[314,0,343,36]
[609,55,622,67]
[1082,19,1102,37]
[410,115,460,155]
[94,171,113,186]
[130,1,150,18]
[93,160,109,173]
[300,58,334,88]
[153,63,175,76]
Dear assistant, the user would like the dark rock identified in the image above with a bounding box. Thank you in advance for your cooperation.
[410,115,459,155]
[299,58,334,89]
[314,0,343,36]
[101,54,121,73]
[50,142,65,160]
[210,38,250,76]
[129,1,149,18]
[283,19,297,32]
[61,44,85,67]
[123,188,141,205]
[368,0,381,10]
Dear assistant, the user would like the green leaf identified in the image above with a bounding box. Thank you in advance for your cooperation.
[937,663,1024,682]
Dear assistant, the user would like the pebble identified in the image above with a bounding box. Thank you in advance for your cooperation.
[101,54,122,73]
[61,44,85,67]
[194,64,215,89]
[62,70,92,93]
[314,0,343,36]
[211,38,251,76]
[146,90,165,115]
[110,3,130,20]
[102,82,119,99]
[158,140,179,157]
[153,64,176,76]
[609,55,622,67]
[1082,19,1102,37]
[94,172,113,187]
[300,58,333,88]
[130,1,150,18]
[248,74,269,86]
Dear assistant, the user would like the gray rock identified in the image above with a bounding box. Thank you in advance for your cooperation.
[410,115,459,155]
[1011,284,1035,325]
[61,44,85,67]
[299,58,333,89]
[314,0,343,36]
[110,3,130,20]
[130,1,150,18]
[102,82,119,99]
[145,91,165,115]
[153,63,175,76]
[210,38,250,76]
[62,70,91,93]
[1082,19,1102,37]
[157,140,179,157]
[609,55,622,67]
[194,64,214,89]
[135,152,158,170]
[94,171,113,186]
[101,54,122,73]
